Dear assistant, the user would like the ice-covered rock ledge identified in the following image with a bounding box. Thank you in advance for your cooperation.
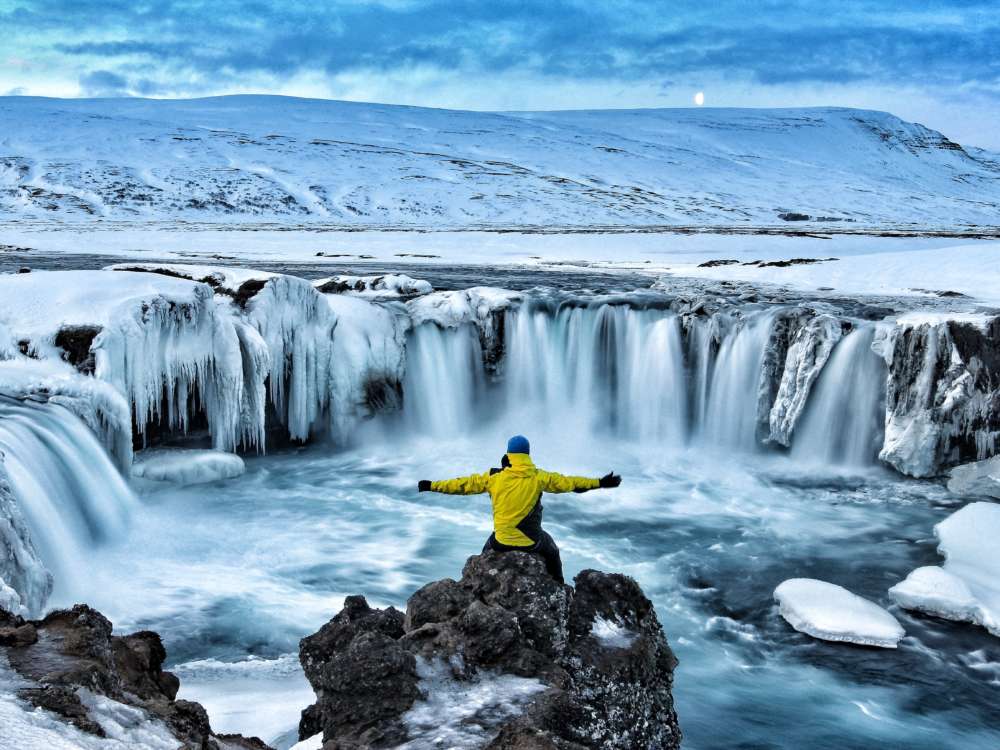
[0,603,272,750]
[297,552,681,749]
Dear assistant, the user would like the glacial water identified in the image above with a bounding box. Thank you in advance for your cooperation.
[45,314,997,750]
[3,260,995,749]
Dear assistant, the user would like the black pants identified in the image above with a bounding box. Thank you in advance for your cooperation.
[483,530,564,584]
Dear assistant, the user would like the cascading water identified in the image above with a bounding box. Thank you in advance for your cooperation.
[0,397,136,603]
[791,325,887,466]
[403,322,486,436]
[397,301,882,467]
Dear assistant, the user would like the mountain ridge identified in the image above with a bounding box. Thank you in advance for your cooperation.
[2,96,998,229]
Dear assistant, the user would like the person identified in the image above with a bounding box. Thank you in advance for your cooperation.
[418,435,621,584]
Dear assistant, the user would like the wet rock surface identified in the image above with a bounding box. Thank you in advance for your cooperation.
[0,603,273,750]
[299,551,681,749]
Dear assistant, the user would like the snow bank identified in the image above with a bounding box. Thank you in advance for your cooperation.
[407,287,520,329]
[774,578,905,648]
[314,274,432,298]
[132,448,245,486]
[889,502,1000,637]
[947,456,1000,499]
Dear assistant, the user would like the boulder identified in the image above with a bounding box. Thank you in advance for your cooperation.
[0,602,273,750]
[299,552,681,749]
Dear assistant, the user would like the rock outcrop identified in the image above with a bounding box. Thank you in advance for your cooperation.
[298,551,681,749]
[877,315,1000,477]
[0,603,272,750]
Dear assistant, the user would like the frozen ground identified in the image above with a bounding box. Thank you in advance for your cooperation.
[2,226,999,304]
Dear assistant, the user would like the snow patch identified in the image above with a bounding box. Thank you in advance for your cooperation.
[398,657,546,749]
[774,578,905,648]
[591,615,639,648]
[889,501,1000,637]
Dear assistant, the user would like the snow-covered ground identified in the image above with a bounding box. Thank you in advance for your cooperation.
[2,97,998,228]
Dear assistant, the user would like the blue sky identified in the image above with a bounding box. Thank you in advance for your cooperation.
[2,0,999,148]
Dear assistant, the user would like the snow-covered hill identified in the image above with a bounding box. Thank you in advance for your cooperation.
[1,95,998,229]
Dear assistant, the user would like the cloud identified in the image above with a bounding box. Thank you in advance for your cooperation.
[79,69,130,96]
[1,0,998,145]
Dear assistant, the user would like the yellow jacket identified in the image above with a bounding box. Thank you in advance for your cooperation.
[431,453,600,546]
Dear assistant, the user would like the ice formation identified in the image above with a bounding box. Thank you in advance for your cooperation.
[876,315,1000,477]
[947,456,1000,499]
[889,502,1000,637]
[774,578,906,648]
[768,315,844,446]
[131,448,246,486]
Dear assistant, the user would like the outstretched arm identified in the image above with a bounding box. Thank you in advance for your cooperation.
[418,471,491,495]
[539,470,622,494]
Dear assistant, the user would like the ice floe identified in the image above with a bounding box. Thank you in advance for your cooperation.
[774,578,905,648]
[890,501,1000,637]
[132,448,246,486]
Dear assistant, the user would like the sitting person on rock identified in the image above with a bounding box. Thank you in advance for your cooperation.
[418,435,621,584]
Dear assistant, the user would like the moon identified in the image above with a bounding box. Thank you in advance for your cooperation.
[694,91,705,106]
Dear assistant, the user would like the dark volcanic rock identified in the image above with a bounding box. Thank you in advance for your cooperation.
[0,603,273,750]
[299,552,681,749]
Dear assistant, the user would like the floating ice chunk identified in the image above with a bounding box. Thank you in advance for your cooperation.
[314,273,432,298]
[132,448,245,486]
[399,657,546,749]
[774,578,905,648]
[591,615,638,648]
[947,457,1000,499]
[889,502,1000,636]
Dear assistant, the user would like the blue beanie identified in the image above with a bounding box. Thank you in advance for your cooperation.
[507,435,530,454]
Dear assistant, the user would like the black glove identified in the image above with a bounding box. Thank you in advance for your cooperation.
[599,472,622,488]
[418,480,432,492]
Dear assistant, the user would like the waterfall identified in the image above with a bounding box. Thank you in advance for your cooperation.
[791,326,887,466]
[396,301,886,469]
[0,397,136,603]
[403,322,486,436]
[699,311,777,452]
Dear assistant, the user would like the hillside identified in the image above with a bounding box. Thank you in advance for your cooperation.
[1,95,998,229]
